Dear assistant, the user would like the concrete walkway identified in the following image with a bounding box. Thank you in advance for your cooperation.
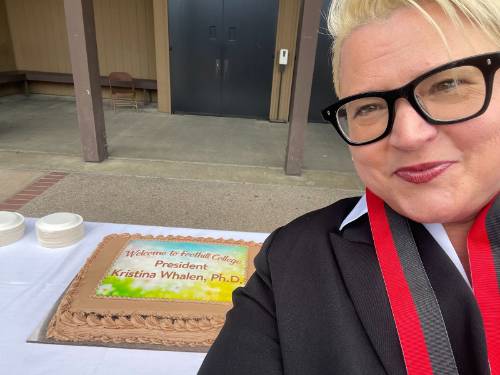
[14,171,359,232]
[0,94,355,172]
[0,169,43,201]
[0,95,362,232]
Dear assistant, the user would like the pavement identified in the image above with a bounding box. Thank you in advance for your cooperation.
[0,94,356,172]
[0,169,43,202]
[0,95,363,233]
[13,171,359,232]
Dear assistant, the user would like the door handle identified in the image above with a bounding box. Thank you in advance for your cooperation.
[215,59,221,76]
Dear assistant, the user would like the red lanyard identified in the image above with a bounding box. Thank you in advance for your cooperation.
[366,189,500,375]
[468,197,500,374]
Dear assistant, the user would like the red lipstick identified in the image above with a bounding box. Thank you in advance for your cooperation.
[394,161,455,184]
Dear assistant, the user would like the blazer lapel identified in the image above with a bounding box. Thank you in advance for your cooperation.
[329,216,406,375]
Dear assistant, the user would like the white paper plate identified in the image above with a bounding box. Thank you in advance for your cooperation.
[37,229,84,244]
[0,212,25,246]
[37,226,83,239]
[0,227,25,238]
[37,231,84,248]
[0,211,24,231]
[36,213,84,248]
[0,231,25,246]
[36,213,83,233]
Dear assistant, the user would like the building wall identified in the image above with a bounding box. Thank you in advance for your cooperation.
[94,0,156,79]
[3,0,300,120]
[0,0,16,72]
[4,0,156,79]
[5,0,71,73]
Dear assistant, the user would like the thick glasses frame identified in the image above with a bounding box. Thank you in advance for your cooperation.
[321,52,500,146]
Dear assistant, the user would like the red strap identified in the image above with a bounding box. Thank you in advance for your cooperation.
[468,199,500,374]
[366,190,434,375]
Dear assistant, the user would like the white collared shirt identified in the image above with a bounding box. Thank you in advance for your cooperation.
[339,195,471,288]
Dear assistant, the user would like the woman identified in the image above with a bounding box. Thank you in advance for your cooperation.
[199,1,500,374]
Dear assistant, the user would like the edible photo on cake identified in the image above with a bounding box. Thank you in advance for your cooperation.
[96,239,249,303]
[43,234,261,351]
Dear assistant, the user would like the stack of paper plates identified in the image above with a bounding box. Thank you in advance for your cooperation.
[36,212,84,248]
[0,211,25,246]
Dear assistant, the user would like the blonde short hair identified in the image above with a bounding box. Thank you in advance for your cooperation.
[328,0,500,94]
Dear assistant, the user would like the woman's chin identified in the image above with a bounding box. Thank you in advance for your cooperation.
[385,194,469,225]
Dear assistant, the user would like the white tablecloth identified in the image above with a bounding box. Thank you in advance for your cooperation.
[0,218,268,375]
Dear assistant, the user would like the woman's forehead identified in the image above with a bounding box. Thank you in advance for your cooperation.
[337,5,494,98]
[339,41,434,96]
[339,22,438,95]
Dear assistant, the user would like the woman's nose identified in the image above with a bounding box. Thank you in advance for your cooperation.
[388,98,438,150]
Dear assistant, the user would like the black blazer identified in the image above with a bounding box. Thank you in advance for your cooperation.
[199,198,489,375]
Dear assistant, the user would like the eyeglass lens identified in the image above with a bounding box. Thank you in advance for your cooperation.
[336,65,487,144]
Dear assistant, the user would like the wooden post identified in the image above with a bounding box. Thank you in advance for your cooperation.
[284,0,322,175]
[64,0,107,162]
[153,0,172,113]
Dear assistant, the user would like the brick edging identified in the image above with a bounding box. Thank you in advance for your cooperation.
[0,172,68,212]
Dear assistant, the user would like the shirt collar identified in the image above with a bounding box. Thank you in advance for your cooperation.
[339,194,367,231]
[338,195,471,288]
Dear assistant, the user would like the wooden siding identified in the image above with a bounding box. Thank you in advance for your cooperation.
[5,0,71,73]
[94,0,156,79]
[0,0,17,71]
[4,0,156,79]
[269,0,302,122]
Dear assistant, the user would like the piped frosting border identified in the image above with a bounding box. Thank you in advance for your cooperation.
[46,233,262,347]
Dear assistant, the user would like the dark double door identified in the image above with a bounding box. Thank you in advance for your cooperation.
[169,0,278,119]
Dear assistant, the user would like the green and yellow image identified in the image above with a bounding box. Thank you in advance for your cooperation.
[96,240,248,303]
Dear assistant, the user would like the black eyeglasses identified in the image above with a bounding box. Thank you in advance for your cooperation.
[321,52,500,146]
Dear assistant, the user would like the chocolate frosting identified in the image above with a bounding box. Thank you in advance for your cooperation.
[46,233,260,349]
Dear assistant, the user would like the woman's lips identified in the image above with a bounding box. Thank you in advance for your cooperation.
[394,161,455,184]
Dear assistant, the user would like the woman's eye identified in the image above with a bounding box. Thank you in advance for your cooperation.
[354,104,382,117]
[430,78,464,94]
